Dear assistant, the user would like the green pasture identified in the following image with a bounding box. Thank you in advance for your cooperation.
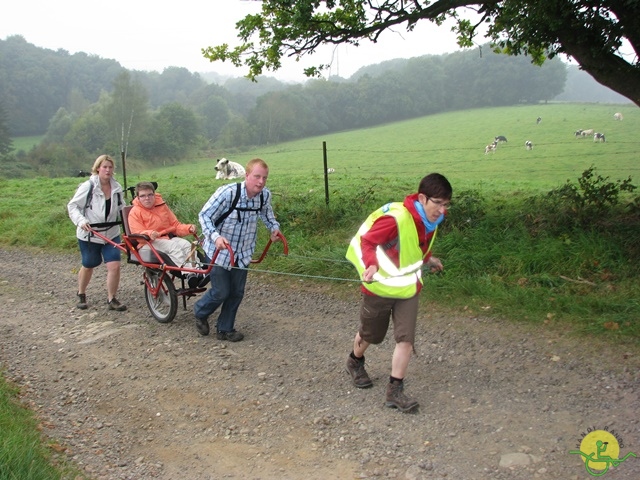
[10,135,43,153]
[1,103,639,341]
[203,102,638,194]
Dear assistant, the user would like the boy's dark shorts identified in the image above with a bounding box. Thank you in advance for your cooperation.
[358,293,419,345]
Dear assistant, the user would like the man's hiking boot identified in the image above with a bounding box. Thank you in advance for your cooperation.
[385,381,419,413]
[346,355,373,388]
[107,298,127,311]
[216,330,244,342]
[77,293,88,310]
[195,317,210,336]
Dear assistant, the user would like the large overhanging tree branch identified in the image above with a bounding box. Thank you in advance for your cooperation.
[202,0,640,106]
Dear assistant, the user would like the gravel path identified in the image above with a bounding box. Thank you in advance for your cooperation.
[1,247,639,480]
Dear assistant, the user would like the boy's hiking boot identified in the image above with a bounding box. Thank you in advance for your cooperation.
[385,381,419,413]
[346,355,373,388]
[107,298,127,311]
[76,293,88,310]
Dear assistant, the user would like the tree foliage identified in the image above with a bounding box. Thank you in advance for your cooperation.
[203,0,640,106]
[0,102,13,157]
[105,72,150,159]
[139,103,200,160]
[0,35,123,135]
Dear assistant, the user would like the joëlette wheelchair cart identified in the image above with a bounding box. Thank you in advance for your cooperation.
[87,204,288,324]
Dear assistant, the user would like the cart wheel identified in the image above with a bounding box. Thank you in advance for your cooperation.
[144,270,177,323]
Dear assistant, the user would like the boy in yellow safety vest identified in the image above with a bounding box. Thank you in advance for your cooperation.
[345,173,452,412]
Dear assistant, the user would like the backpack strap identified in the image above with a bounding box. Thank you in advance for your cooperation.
[83,180,123,230]
[235,191,264,212]
[213,183,265,228]
[83,181,94,215]
[214,183,242,228]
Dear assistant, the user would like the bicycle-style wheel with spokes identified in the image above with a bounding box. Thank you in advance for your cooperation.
[144,269,177,323]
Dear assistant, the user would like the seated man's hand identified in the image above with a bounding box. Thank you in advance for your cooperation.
[150,230,160,240]
[188,225,196,234]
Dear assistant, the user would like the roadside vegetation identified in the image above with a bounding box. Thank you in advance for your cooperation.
[0,373,83,480]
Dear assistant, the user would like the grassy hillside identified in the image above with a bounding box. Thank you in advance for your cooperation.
[11,135,43,153]
[1,103,639,339]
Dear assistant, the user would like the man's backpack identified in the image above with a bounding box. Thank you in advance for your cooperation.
[214,182,264,228]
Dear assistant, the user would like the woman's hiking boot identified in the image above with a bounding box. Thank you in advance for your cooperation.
[346,355,373,388]
[385,380,419,413]
[76,293,87,310]
[107,298,127,311]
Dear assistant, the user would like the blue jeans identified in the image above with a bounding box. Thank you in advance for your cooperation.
[193,265,248,333]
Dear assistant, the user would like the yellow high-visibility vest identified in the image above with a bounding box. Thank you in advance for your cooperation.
[346,202,429,298]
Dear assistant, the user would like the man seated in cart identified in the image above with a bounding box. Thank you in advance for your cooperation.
[127,182,205,287]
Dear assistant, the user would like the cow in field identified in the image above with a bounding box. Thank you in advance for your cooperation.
[215,158,246,180]
[326,168,335,174]
[76,169,91,177]
[484,142,497,154]
[594,132,606,143]
[614,112,623,121]
[536,117,542,124]
[525,141,533,150]
[580,129,595,137]
[574,129,584,137]
[495,135,508,143]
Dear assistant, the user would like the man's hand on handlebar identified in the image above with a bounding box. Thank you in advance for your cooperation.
[270,229,282,243]
[215,236,230,251]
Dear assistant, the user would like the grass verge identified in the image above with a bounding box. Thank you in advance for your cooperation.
[0,372,84,480]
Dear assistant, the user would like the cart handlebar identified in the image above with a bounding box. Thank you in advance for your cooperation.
[251,231,288,264]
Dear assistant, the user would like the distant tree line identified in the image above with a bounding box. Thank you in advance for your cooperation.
[0,35,568,178]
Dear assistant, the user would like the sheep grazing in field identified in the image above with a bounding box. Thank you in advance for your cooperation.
[614,112,623,121]
[494,135,508,143]
[525,140,533,150]
[215,158,246,180]
[594,132,606,143]
[536,116,542,124]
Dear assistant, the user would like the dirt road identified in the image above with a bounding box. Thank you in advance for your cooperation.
[1,248,639,479]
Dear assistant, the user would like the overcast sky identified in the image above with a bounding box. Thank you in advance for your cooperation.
[2,0,477,82]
